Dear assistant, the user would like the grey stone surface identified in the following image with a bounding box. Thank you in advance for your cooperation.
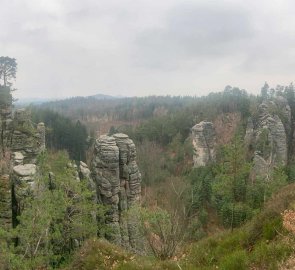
[91,133,142,249]
[37,122,46,151]
[13,152,24,165]
[11,110,45,164]
[0,107,46,228]
[253,152,271,180]
[192,121,216,167]
[245,100,289,179]
[13,164,36,177]
[79,161,91,178]
[0,106,13,155]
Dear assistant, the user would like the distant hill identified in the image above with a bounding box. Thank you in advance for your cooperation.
[89,93,124,100]
[15,97,54,106]
[15,93,123,107]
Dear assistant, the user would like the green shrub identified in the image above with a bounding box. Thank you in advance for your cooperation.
[219,250,247,270]
[262,216,282,240]
[251,241,292,269]
[185,237,219,267]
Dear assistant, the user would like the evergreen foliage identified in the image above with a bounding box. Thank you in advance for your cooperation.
[30,108,88,161]
[3,81,295,268]
[1,151,102,269]
[0,56,17,87]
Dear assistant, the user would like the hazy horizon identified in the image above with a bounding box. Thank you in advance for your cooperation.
[2,0,295,99]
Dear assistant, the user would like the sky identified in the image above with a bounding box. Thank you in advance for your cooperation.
[1,0,295,100]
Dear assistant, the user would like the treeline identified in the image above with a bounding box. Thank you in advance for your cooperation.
[30,108,88,161]
[39,87,250,124]
[119,86,251,145]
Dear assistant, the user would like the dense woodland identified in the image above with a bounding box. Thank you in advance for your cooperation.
[29,108,88,161]
[3,62,295,269]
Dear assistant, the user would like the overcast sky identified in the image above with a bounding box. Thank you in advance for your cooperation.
[1,0,295,100]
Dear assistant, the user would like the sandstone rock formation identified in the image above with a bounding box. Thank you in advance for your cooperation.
[0,108,45,228]
[192,121,216,167]
[245,98,289,179]
[0,105,13,155]
[275,96,291,134]
[11,109,45,164]
[10,110,45,218]
[0,101,142,252]
[91,133,141,249]
[0,105,142,249]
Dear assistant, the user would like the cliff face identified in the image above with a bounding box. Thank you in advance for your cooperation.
[192,121,216,167]
[0,107,45,229]
[245,98,290,179]
[91,133,141,249]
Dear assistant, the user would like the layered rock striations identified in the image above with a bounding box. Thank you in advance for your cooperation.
[192,121,216,167]
[91,133,141,248]
[11,110,45,218]
[11,110,45,163]
[0,108,45,228]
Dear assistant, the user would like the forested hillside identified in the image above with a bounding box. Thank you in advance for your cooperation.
[2,0,295,268]
[3,74,295,269]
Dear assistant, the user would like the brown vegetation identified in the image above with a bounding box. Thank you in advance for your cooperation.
[214,112,241,145]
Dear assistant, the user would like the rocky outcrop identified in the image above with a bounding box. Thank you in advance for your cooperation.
[192,121,216,167]
[0,106,13,156]
[10,110,45,218]
[37,122,46,151]
[0,107,45,228]
[275,96,291,134]
[11,109,45,164]
[12,163,37,216]
[91,133,141,249]
[113,133,141,248]
[245,98,289,179]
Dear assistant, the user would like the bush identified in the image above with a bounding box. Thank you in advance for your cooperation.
[251,241,292,269]
[140,207,185,260]
[219,250,247,270]
[66,238,179,270]
[262,216,282,240]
